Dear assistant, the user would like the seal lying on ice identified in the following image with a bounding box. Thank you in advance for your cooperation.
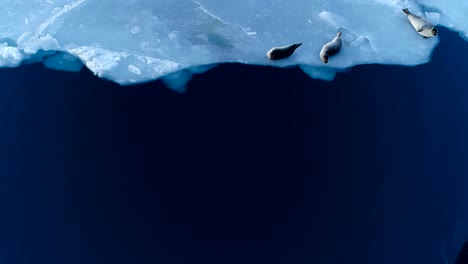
[319,32,342,64]
[402,8,438,38]
[266,43,302,60]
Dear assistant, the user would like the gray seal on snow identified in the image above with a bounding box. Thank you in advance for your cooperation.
[319,32,342,64]
[402,8,437,38]
[266,43,302,60]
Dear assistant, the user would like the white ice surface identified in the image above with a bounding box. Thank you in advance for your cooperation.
[0,0,466,90]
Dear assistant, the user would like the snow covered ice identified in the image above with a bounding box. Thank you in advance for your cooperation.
[0,0,467,91]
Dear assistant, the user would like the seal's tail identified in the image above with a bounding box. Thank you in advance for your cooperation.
[402,8,410,15]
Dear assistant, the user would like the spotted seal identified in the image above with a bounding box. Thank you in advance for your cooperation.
[402,8,438,38]
[266,43,302,60]
[319,32,342,64]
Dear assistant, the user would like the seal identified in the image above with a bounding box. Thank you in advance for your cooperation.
[319,32,342,64]
[402,8,437,38]
[266,43,302,60]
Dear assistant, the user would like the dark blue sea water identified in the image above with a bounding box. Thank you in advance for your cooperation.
[1,28,467,264]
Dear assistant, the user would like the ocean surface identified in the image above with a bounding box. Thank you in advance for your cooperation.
[1,28,468,264]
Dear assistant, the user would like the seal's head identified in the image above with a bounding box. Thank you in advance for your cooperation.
[337,32,342,37]
[320,54,328,63]
[432,27,438,36]
[267,49,278,60]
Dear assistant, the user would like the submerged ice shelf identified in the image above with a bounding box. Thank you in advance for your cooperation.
[0,0,467,91]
